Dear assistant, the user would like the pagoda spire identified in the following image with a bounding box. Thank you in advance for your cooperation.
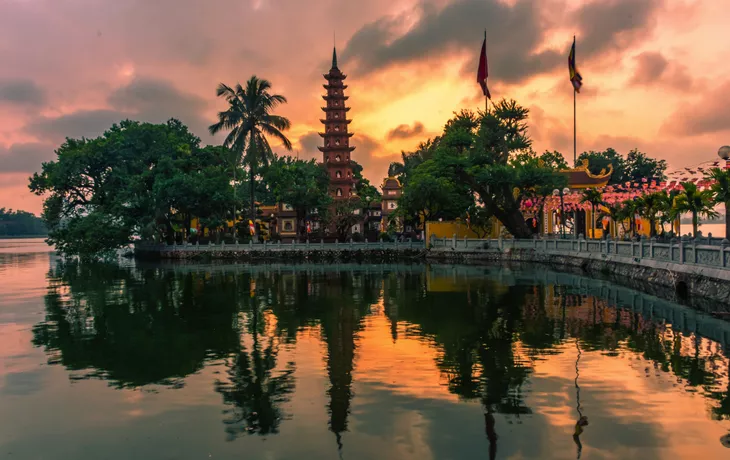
[332,46,338,69]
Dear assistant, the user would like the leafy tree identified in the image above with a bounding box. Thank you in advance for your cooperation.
[707,167,730,238]
[209,76,293,232]
[28,119,228,259]
[0,208,47,236]
[512,150,568,170]
[387,137,440,186]
[625,149,667,183]
[674,182,718,237]
[465,205,494,238]
[636,192,669,238]
[576,148,627,185]
[426,100,566,238]
[580,188,603,237]
[399,164,474,223]
[264,156,331,239]
[328,198,362,241]
[350,160,381,207]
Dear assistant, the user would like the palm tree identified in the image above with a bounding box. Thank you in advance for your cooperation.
[707,168,730,239]
[580,188,603,238]
[673,182,718,237]
[637,192,669,238]
[209,77,293,237]
[622,199,640,238]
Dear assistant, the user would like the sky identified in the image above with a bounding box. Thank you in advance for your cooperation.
[0,0,728,215]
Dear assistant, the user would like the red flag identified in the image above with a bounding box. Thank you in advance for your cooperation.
[477,34,491,99]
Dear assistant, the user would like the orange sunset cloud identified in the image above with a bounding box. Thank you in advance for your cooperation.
[0,0,728,214]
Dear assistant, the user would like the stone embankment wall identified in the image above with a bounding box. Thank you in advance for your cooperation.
[136,246,425,263]
[426,247,730,304]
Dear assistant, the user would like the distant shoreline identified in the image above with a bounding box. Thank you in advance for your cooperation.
[0,235,48,239]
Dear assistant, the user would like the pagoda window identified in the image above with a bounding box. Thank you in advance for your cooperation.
[336,171,342,178]
[325,156,329,162]
[335,155,341,161]
[347,171,351,177]
[336,188,343,197]
[335,140,340,146]
[334,126,340,132]
[349,190,353,196]
[334,113,339,119]
[325,141,330,147]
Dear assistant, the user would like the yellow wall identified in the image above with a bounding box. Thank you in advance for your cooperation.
[425,220,498,242]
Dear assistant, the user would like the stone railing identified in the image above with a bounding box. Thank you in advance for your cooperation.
[429,235,730,270]
[136,239,426,253]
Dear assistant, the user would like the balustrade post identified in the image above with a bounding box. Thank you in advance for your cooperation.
[722,240,729,268]
[452,234,457,249]
[679,238,685,264]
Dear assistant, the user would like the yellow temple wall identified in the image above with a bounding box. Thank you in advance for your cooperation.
[425,220,499,243]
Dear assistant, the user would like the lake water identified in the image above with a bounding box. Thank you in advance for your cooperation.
[2,239,730,459]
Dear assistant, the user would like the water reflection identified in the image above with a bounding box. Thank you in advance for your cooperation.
[27,261,730,458]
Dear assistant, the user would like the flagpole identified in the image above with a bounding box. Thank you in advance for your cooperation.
[573,86,577,165]
[573,35,577,166]
[484,29,488,115]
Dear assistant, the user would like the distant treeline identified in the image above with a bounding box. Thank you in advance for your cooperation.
[0,208,47,237]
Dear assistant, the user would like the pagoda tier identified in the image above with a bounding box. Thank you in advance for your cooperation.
[323,73,347,80]
[323,84,348,90]
[318,127,354,135]
[318,146,356,152]
[322,95,350,101]
[320,106,351,113]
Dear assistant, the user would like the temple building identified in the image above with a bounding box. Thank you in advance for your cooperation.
[319,48,356,199]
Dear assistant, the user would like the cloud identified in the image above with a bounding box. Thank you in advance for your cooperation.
[0,79,47,107]
[342,0,662,84]
[573,0,662,57]
[24,77,213,144]
[386,122,425,140]
[26,110,126,142]
[295,132,322,159]
[629,51,693,90]
[660,81,730,136]
[0,142,56,174]
[351,133,397,184]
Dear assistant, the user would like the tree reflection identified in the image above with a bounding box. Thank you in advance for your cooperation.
[32,262,240,387]
[215,273,296,439]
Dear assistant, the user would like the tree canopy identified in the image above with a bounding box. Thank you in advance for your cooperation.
[392,100,567,238]
[29,119,236,259]
[0,208,47,236]
[264,155,331,238]
[577,148,667,185]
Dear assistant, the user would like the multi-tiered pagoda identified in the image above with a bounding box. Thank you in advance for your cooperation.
[319,48,356,199]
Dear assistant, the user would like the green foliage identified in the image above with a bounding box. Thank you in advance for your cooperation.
[28,119,235,259]
[209,76,293,223]
[392,100,567,238]
[264,155,331,238]
[636,192,669,238]
[351,160,381,207]
[329,198,362,241]
[674,182,718,237]
[707,167,730,238]
[465,205,494,238]
[577,148,667,185]
[625,149,667,183]
[0,208,47,236]
[576,148,626,184]
[399,163,474,223]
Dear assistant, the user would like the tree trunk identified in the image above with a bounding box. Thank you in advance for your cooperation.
[495,208,532,239]
[725,201,730,239]
[692,212,698,237]
[249,163,256,240]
